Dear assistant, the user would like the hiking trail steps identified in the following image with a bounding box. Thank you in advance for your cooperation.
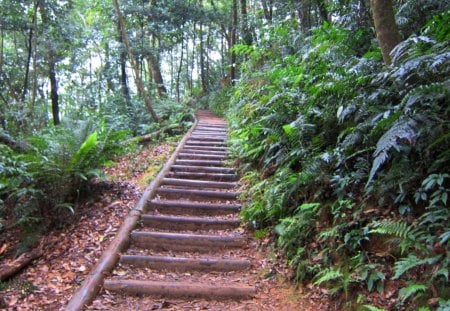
[66,110,266,310]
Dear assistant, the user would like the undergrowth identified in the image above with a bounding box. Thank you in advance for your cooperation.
[213,9,450,310]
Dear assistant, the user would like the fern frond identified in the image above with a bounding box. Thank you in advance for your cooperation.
[398,283,428,303]
[313,267,343,285]
[369,220,412,239]
[401,82,448,112]
[393,254,441,280]
[367,118,418,185]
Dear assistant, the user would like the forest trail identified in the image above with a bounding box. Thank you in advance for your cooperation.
[66,110,324,310]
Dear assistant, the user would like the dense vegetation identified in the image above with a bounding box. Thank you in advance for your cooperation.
[209,1,450,309]
[1,0,449,309]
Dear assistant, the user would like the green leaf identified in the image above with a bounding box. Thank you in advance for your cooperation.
[398,283,427,303]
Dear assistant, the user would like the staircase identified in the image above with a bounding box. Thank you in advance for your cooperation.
[101,111,256,302]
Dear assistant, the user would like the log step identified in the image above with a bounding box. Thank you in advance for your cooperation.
[155,188,240,200]
[147,200,241,216]
[180,146,228,152]
[185,141,227,146]
[189,136,227,141]
[140,214,241,230]
[104,280,255,300]
[120,255,250,272]
[130,231,245,251]
[175,159,226,166]
[181,149,228,155]
[178,153,228,160]
[171,165,235,174]
[167,172,238,181]
[162,178,237,189]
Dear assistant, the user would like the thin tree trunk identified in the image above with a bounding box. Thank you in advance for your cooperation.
[22,21,33,101]
[31,0,38,110]
[147,53,167,97]
[176,38,184,102]
[113,0,160,123]
[240,0,252,45]
[370,0,401,65]
[230,0,238,85]
[199,22,207,93]
[261,0,272,23]
[316,0,329,24]
[38,1,60,126]
[105,42,114,92]
[117,18,131,107]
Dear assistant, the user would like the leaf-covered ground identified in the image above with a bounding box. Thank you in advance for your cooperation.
[0,141,329,310]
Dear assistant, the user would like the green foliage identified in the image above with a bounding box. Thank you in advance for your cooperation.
[218,9,450,307]
[0,120,127,249]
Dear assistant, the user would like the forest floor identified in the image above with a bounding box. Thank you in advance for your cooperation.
[0,140,330,311]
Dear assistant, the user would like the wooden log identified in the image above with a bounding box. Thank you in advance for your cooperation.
[120,255,251,272]
[186,140,227,146]
[124,124,181,144]
[167,172,238,181]
[131,231,246,251]
[0,248,42,281]
[180,146,228,152]
[181,149,228,155]
[103,280,256,299]
[155,188,240,200]
[175,159,226,166]
[162,178,237,189]
[189,136,227,141]
[170,165,235,174]
[147,200,241,215]
[178,153,227,160]
[140,214,241,230]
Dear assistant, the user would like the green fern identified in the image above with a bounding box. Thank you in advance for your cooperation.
[393,254,442,280]
[313,267,343,285]
[367,118,419,185]
[369,220,413,239]
[398,283,428,303]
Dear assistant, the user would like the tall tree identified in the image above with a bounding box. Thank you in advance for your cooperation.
[38,0,60,126]
[370,0,401,65]
[112,0,160,123]
[230,0,238,85]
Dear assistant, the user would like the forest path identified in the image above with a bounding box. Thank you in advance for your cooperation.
[66,110,326,310]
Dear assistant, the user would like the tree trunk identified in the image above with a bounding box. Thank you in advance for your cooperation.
[148,53,167,97]
[117,18,132,107]
[230,0,238,85]
[199,22,207,94]
[38,1,60,126]
[261,0,272,23]
[316,0,329,24]
[370,0,401,65]
[176,38,184,102]
[240,0,252,45]
[113,0,160,123]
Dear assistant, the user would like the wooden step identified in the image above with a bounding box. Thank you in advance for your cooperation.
[130,231,246,251]
[140,214,241,230]
[162,178,237,189]
[171,165,235,174]
[147,200,241,216]
[155,188,240,200]
[167,171,238,181]
[178,153,227,160]
[175,159,226,166]
[120,255,250,272]
[185,141,227,147]
[189,136,227,142]
[180,145,228,151]
[104,280,255,300]
[181,149,228,155]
